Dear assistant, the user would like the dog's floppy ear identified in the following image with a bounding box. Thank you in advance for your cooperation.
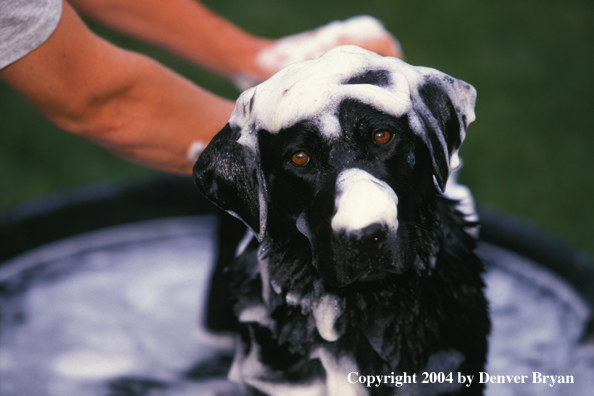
[193,123,265,239]
[414,73,476,191]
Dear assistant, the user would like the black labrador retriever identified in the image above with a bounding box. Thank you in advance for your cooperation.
[194,46,489,396]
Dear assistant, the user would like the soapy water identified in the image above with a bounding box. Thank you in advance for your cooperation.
[0,216,592,395]
[0,217,240,396]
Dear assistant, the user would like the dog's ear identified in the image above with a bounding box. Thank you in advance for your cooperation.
[193,123,265,239]
[414,74,476,191]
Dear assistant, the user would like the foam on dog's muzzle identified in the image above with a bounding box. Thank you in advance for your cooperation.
[331,168,398,234]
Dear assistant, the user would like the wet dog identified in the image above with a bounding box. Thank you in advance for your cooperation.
[194,46,489,395]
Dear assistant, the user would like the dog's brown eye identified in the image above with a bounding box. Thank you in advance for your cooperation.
[374,131,391,145]
[290,151,310,166]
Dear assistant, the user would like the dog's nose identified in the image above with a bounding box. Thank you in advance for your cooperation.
[331,168,398,234]
[335,223,390,261]
[349,223,388,249]
[322,223,394,286]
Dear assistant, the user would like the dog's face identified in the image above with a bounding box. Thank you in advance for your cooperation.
[194,46,476,287]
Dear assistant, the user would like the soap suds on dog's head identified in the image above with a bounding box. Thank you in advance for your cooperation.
[258,16,395,73]
[233,16,402,90]
[231,46,476,187]
[233,46,415,144]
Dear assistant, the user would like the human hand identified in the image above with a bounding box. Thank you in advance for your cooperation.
[233,16,403,90]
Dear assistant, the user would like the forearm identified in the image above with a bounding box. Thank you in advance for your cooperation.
[68,0,272,81]
[77,52,235,174]
[0,1,234,174]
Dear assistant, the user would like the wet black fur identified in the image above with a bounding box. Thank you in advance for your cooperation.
[194,96,489,395]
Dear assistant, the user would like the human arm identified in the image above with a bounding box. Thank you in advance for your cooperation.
[67,0,403,89]
[0,0,234,174]
[67,0,272,84]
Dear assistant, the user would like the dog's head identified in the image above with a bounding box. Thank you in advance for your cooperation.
[194,46,476,287]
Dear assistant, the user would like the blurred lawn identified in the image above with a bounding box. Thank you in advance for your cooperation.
[1,0,592,256]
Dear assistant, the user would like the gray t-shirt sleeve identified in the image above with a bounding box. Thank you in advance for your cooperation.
[0,0,63,69]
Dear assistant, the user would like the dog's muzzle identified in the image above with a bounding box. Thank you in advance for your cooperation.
[310,168,403,286]
[331,168,398,233]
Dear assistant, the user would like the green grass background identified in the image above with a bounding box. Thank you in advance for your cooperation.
[1,0,592,256]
